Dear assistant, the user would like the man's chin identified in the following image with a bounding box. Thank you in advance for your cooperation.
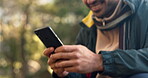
[93,12,104,18]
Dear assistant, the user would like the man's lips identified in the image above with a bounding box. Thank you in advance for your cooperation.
[89,2,102,12]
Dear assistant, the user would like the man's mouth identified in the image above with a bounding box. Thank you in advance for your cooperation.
[89,2,102,12]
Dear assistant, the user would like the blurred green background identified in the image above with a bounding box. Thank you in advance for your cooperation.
[0,0,89,78]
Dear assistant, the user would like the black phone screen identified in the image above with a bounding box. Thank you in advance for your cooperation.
[34,26,63,49]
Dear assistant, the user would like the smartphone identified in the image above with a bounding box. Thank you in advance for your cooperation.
[34,26,63,49]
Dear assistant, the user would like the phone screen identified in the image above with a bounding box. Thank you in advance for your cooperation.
[34,26,63,49]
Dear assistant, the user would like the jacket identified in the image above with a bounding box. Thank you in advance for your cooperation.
[53,0,148,78]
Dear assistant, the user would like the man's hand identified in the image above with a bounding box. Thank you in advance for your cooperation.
[48,45,104,74]
[43,47,69,77]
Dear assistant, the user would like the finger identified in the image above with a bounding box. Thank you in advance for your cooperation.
[55,45,78,53]
[48,54,69,67]
[64,66,82,73]
[50,52,79,61]
[43,47,54,57]
[53,68,69,77]
[48,52,80,68]
[54,59,78,68]
[53,68,65,77]
[50,63,56,69]
[48,55,57,65]
[49,59,65,69]
[53,68,64,74]
[48,53,71,67]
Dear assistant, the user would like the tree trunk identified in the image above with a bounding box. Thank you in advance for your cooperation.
[10,61,16,78]
[19,2,31,78]
[20,28,28,78]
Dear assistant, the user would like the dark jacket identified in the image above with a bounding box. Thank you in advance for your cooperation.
[53,0,148,78]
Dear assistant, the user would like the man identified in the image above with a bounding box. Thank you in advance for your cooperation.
[44,0,148,78]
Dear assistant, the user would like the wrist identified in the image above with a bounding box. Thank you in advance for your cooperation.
[94,54,104,72]
[52,71,69,78]
[98,54,104,71]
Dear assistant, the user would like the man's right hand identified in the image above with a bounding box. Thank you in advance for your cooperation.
[43,47,69,78]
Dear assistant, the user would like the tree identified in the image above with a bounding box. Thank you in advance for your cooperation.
[0,0,89,78]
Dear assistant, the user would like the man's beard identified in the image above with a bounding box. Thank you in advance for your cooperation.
[99,0,105,3]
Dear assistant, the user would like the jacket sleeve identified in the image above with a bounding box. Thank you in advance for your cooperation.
[100,0,148,76]
[100,48,148,77]
[52,72,86,78]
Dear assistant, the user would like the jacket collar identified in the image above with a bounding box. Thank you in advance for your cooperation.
[81,11,94,28]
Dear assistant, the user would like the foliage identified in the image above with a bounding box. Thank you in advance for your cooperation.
[0,0,89,78]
